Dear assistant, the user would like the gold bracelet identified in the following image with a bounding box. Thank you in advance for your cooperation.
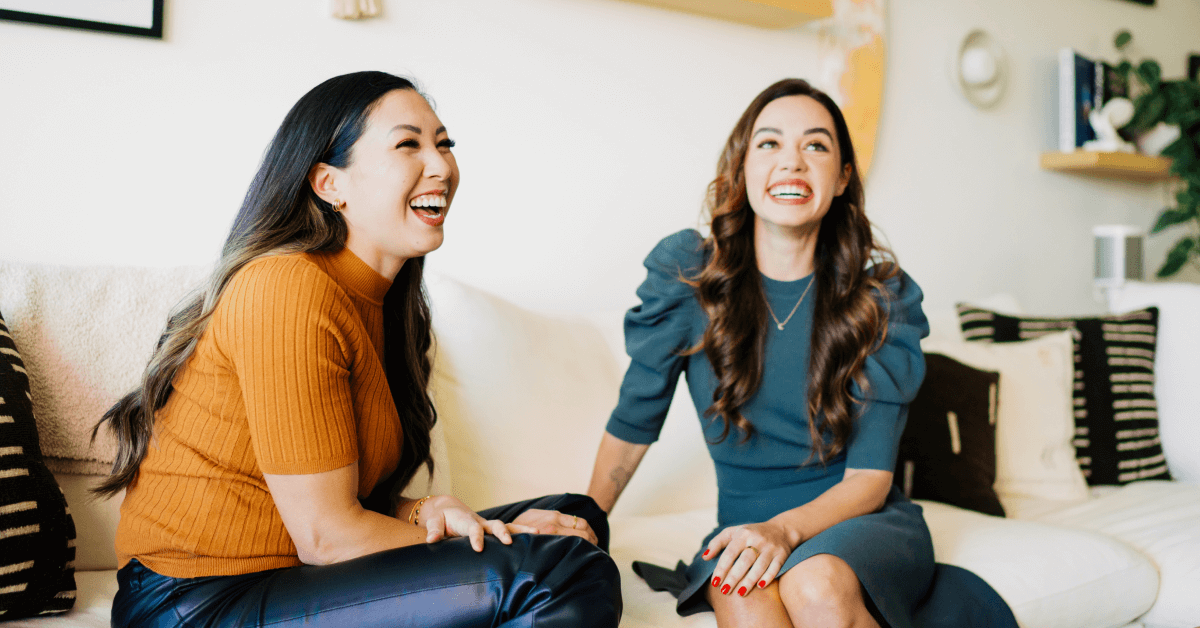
[407,496,431,526]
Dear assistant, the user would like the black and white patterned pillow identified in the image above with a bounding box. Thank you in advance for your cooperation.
[0,309,76,620]
[956,305,1170,485]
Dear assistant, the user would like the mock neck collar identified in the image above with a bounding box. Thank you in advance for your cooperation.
[319,247,392,305]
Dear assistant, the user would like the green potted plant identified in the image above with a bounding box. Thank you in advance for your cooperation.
[1114,31,1200,277]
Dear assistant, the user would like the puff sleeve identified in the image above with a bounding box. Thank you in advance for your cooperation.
[844,271,930,471]
[605,230,705,445]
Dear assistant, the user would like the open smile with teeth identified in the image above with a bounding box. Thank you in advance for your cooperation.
[409,193,447,217]
[769,184,813,200]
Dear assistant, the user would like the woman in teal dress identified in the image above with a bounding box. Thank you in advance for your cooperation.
[587,79,1017,627]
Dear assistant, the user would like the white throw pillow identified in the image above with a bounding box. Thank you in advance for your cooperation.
[1112,281,1200,484]
[922,331,1088,502]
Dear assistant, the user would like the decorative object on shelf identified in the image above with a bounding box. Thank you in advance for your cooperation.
[1084,98,1137,153]
[1136,122,1182,157]
[332,0,381,20]
[952,29,1006,109]
[0,0,163,39]
[1093,224,1146,312]
[1112,31,1200,278]
[1058,48,1098,152]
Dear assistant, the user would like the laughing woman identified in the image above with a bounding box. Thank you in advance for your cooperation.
[587,79,1016,628]
[97,71,620,628]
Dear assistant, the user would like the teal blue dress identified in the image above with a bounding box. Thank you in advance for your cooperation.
[607,230,1017,627]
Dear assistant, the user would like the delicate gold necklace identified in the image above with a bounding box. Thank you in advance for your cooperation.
[765,276,814,331]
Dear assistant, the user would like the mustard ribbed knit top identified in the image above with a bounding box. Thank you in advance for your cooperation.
[115,247,402,578]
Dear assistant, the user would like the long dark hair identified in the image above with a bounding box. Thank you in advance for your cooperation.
[93,71,437,500]
[688,78,898,462]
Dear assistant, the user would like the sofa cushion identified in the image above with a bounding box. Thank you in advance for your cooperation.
[424,273,623,511]
[1008,481,1200,628]
[1111,282,1200,484]
[1,570,115,628]
[612,502,1159,628]
[896,353,1004,516]
[919,500,1158,628]
[0,310,76,619]
[957,305,1170,486]
[0,263,212,475]
[922,332,1088,502]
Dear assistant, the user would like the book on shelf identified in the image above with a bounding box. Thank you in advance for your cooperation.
[1059,48,1096,152]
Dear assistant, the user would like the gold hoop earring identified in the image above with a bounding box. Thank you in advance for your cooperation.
[332,199,345,213]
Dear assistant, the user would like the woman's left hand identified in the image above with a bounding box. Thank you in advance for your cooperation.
[511,509,599,545]
[703,520,795,598]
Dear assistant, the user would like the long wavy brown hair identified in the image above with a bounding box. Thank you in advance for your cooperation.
[688,78,899,463]
[93,72,437,510]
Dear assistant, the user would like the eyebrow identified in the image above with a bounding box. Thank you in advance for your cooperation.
[751,126,833,139]
[389,124,448,136]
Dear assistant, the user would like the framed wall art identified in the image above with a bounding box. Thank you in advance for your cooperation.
[0,0,164,39]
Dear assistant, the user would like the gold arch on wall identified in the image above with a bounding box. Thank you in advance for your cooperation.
[816,0,886,181]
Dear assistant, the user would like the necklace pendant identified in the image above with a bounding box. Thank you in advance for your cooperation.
[776,322,785,331]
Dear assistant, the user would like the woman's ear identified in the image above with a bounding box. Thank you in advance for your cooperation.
[836,163,853,196]
[308,163,342,205]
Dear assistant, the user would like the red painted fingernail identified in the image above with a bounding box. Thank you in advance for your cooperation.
[738,586,747,597]
[711,577,720,588]
[721,584,731,595]
[758,580,766,589]
[703,549,709,558]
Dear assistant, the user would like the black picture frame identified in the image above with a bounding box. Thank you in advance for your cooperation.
[0,0,163,39]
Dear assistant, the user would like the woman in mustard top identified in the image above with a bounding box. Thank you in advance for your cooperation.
[98,71,620,628]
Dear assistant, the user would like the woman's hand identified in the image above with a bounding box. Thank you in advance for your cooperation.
[511,509,599,546]
[419,495,536,552]
[703,520,797,598]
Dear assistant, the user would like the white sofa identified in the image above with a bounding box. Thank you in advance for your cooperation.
[1,264,1198,628]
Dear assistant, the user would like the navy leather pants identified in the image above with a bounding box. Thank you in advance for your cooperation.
[111,493,620,628]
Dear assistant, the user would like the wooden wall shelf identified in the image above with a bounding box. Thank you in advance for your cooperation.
[614,0,833,29]
[1040,151,1174,182]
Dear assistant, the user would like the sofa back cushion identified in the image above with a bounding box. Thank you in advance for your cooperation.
[0,262,211,475]
[424,273,623,510]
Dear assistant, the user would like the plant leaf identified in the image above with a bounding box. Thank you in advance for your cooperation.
[1157,238,1197,278]
[1152,207,1196,234]
[1115,30,1132,49]
[1136,91,1168,128]
[1138,59,1163,89]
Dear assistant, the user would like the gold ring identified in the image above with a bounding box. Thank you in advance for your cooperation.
[572,515,580,529]
[745,546,759,557]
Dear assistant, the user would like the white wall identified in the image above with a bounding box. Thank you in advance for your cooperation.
[1,0,1197,316]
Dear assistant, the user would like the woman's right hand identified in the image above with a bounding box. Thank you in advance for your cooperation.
[419,495,536,552]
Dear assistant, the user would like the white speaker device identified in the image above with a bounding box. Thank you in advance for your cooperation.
[1094,224,1146,311]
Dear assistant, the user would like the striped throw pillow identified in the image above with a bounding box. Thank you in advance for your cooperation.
[956,305,1170,485]
[0,309,76,620]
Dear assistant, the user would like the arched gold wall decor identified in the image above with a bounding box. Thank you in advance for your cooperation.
[813,0,886,181]
[610,0,887,179]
